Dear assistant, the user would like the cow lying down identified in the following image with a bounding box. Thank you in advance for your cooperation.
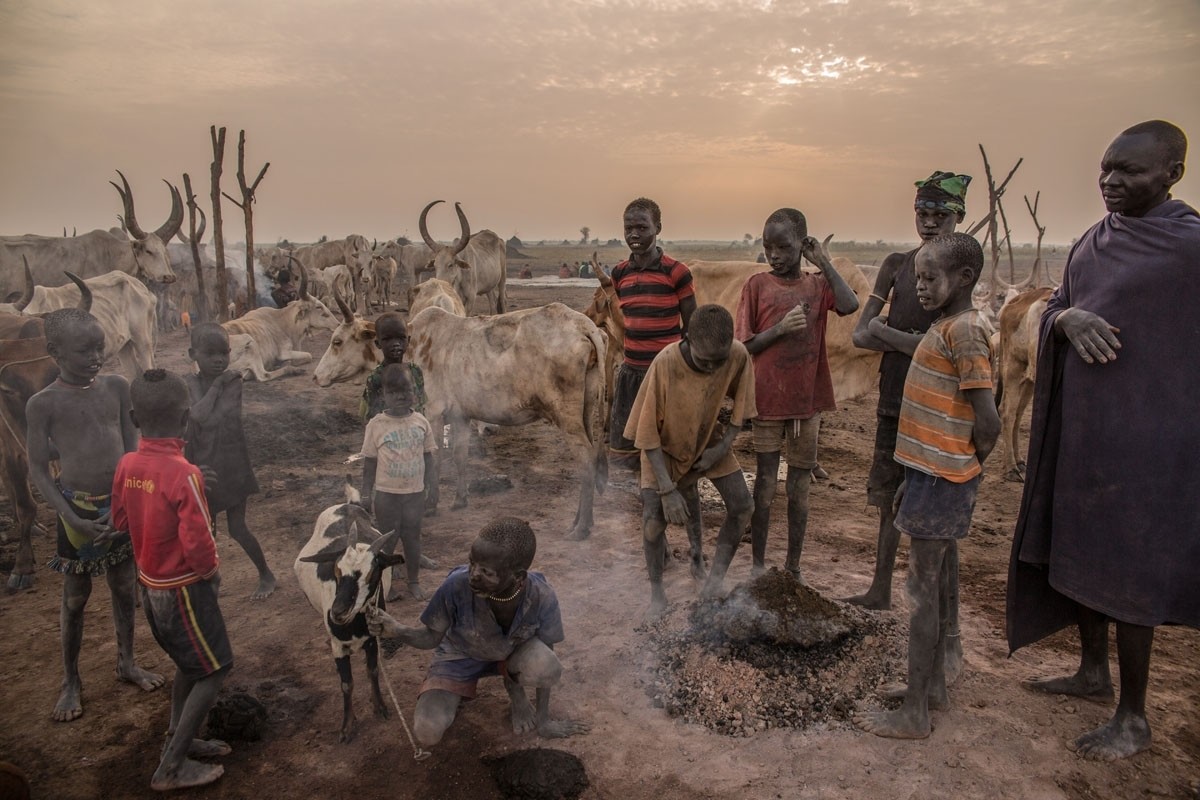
[294,486,405,743]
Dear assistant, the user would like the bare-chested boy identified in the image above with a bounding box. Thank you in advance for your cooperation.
[624,304,757,617]
[26,308,164,721]
[366,517,589,748]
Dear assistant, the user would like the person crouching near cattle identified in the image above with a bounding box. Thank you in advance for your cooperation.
[624,304,757,618]
[113,369,232,791]
[185,323,277,600]
[360,311,427,423]
[853,233,999,740]
[359,363,438,601]
[365,517,590,747]
[736,208,859,582]
[26,308,165,723]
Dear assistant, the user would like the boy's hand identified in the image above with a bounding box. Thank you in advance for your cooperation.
[198,465,220,491]
[776,305,808,336]
[69,512,112,543]
[800,235,830,268]
[660,490,690,525]
[692,442,729,474]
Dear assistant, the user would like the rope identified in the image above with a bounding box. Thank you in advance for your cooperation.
[371,591,431,761]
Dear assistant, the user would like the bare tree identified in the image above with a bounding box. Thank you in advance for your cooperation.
[579,226,590,245]
[1024,191,1058,287]
[976,145,1027,296]
[180,173,210,322]
[221,129,270,311]
[210,125,230,321]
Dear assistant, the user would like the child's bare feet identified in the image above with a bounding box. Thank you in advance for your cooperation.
[645,588,668,621]
[1024,672,1114,700]
[418,554,438,569]
[52,678,83,722]
[118,664,165,692]
[689,553,708,582]
[162,738,232,759]
[408,582,427,601]
[853,707,931,739]
[537,717,591,738]
[251,573,277,601]
[151,758,224,791]
[843,590,891,610]
[1067,715,1151,761]
[879,682,950,711]
[510,695,537,734]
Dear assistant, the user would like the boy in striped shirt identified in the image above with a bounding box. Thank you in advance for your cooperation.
[854,232,999,739]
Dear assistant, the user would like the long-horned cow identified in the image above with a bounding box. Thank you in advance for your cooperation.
[374,240,432,304]
[312,288,381,388]
[995,286,1053,481]
[407,278,466,318]
[0,171,182,298]
[406,304,606,539]
[417,201,507,315]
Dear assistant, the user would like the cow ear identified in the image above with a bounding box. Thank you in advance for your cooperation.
[361,322,376,342]
[456,259,470,270]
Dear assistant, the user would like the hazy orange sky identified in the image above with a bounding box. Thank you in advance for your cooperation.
[1,0,1197,247]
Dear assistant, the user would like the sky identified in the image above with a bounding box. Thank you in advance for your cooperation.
[0,0,1197,247]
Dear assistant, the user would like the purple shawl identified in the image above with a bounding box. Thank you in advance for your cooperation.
[1007,198,1200,652]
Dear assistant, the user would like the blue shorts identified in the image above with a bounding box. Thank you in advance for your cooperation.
[894,467,980,541]
[420,657,510,699]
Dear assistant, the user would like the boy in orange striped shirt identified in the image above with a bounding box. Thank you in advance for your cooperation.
[854,232,999,739]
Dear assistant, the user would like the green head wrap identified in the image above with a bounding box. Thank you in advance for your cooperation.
[914,171,971,215]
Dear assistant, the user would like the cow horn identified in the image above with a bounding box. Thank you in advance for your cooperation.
[372,238,377,250]
[154,181,185,242]
[14,256,35,312]
[176,204,207,245]
[452,202,471,255]
[418,200,443,250]
[288,255,310,299]
[111,170,148,240]
[332,283,353,323]
[65,272,92,311]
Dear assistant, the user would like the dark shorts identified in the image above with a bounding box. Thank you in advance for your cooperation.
[48,487,133,577]
[609,363,648,456]
[894,467,980,541]
[142,581,234,680]
[866,414,905,509]
[373,490,424,542]
[419,657,511,699]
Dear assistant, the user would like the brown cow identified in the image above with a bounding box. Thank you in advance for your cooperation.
[995,287,1053,481]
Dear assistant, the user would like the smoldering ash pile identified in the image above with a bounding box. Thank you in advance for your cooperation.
[647,569,904,736]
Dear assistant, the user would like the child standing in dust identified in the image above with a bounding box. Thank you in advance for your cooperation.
[26,308,165,722]
[735,208,859,581]
[185,323,277,599]
[114,369,233,791]
[360,311,427,422]
[853,232,999,739]
[361,363,438,600]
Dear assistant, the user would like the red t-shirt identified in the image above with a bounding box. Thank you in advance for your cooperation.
[610,251,695,368]
[734,270,836,420]
[112,437,218,590]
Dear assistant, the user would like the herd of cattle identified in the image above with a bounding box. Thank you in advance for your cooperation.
[0,171,1056,594]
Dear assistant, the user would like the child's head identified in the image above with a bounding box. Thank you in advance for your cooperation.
[913,171,970,241]
[683,304,734,374]
[277,269,293,286]
[762,208,809,274]
[1102,120,1187,218]
[375,312,409,364]
[129,369,190,438]
[44,308,105,385]
[913,233,984,314]
[380,363,414,416]
[188,322,231,380]
[623,197,662,256]
[468,517,537,596]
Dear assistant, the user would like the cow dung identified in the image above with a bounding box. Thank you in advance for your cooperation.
[206,691,269,742]
[483,748,589,800]
[469,474,513,496]
[695,568,852,647]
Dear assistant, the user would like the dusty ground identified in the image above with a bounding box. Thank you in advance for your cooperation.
[1,268,1197,800]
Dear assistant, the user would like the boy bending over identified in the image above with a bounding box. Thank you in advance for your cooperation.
[366,517,589,747]
[854,233,999,739]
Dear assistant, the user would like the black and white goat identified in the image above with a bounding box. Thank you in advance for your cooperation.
[294,488,404,743]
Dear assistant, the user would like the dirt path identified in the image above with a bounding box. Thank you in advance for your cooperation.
[0,279,1196,799]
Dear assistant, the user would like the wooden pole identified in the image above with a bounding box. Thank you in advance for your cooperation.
[222,129,270,311]
[210,125,229,321]
[181,173,209,323]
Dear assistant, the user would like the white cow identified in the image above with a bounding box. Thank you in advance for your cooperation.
[417,201,507,315]
[222,267,338,381]
[312,289,381,388]
[374,240,431,303]
[406,303,606,539]
[407,278,466,318]
[366,254,397,312]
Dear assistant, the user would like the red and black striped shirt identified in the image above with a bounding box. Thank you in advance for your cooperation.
[611,251,695,368]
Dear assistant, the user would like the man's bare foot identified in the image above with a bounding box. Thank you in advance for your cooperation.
[250,573,277,601]
[879,682,949,711]
[151,759,224,791]
[853,708,931,739]
[418,554,438,569]
[1024,673,1114,700]
[118,664,165,692]
[53,679,83,722]
[844,591,891,611]
[1067,715,1151,761]
[510,695,537,734]
[408,582,427,601]
[537,718,591,738]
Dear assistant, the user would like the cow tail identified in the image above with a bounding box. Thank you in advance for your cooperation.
[585,325,609,494]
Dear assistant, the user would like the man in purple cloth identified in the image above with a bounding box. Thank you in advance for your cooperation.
[1006,119,1197,762]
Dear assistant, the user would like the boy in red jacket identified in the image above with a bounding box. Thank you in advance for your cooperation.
[112,369,232,792]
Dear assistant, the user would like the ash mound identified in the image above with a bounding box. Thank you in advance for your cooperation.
[647,569,902,736]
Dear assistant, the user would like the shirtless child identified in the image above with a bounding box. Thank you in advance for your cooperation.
[366,517,589,748]
[26,308,164,721]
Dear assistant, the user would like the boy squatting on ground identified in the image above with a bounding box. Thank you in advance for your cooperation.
[360,363,438,601]
[735,207,858,581]
[623,304,757,618]
[186,322,277,600]
[25,308,165,723]
[854,232,1000,739]
[366,517,590,747]
[113,369,234,791]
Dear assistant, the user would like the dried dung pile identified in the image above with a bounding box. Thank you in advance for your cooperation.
[647,569,903,736]
[483,748,589,800]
